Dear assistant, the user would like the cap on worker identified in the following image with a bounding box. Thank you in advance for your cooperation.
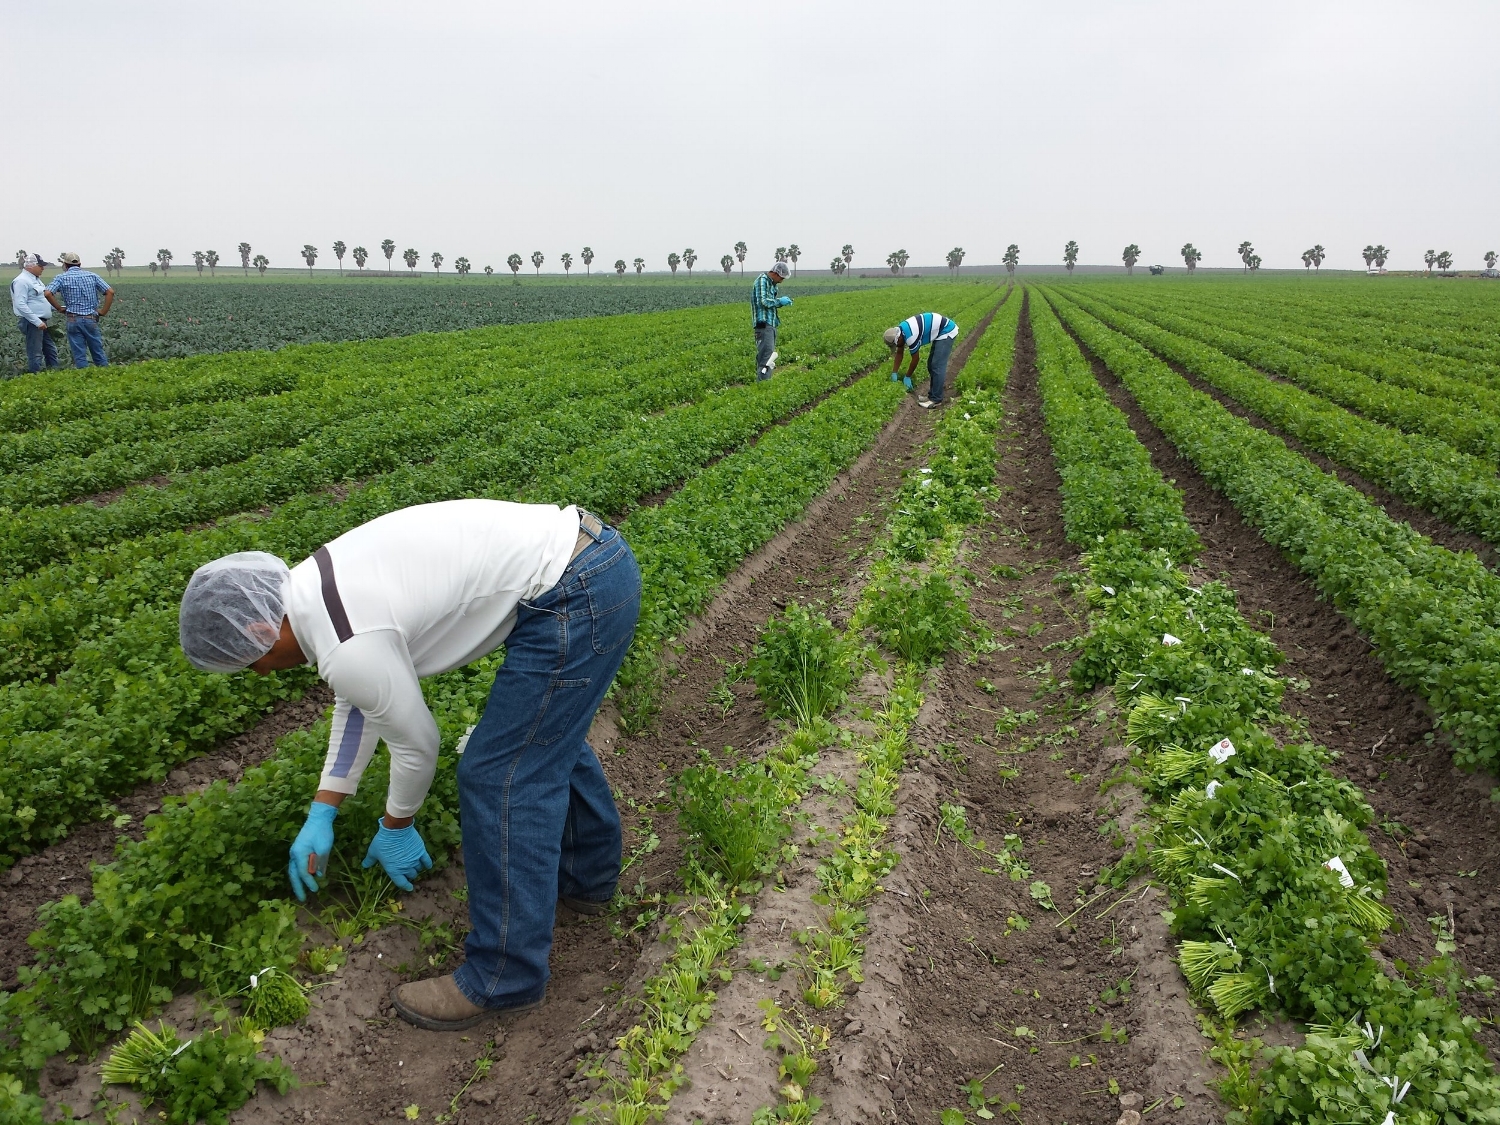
[883,326,902,347]
[22,253,50,268]
[57,251,82,266]
[769,261,790,278]
[179,551,292,673]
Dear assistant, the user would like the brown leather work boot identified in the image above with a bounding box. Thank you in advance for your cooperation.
[390,974,543,1032]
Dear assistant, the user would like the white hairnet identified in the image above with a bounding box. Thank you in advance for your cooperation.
[179,551,291,672]
[883,326,902,348]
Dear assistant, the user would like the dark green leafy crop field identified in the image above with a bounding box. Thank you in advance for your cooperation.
[2,278,865,372]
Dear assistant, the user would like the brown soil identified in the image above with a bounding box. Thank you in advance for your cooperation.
[0,685,333,991]
[1072,322,1500,1060]
[880,297,1217,1124]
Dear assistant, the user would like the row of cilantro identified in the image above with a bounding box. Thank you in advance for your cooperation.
[1030,289,1500,1125]
[592,293,1016,1123]
[1041,285,1500,772]
[0,317,710,505]
[0,285,986,685]
[1078,286,1500,461]
[1094,283,1500,416]
[1053,287,1500,546]
[0,360,925,1075]
[0,331,918,861]
[0,279,871,375]
[0,318,761,573]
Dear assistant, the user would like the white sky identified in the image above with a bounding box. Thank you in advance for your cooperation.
[5,1,1496,273]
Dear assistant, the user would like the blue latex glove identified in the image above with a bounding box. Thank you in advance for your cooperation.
[903,376,913,391]
[363,822,433,891]
[890,371,901,382]
[776,296,793,307]
[288,801,337,903]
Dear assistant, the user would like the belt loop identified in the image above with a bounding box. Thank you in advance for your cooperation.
[578,508,605,543]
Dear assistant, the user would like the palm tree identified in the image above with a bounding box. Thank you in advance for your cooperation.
[841,244,854,274]
[302,245,318,276]
[582,247,594,276]
[352,246,368,270]
[683,249,697,276]
[786,244,800,275]
[455,257,471,276]
[720,253,734,274]
[431,251,443,274]
[1248,254,1262,272]
[1180,243,1201,273]
[333,240,347,275]
[1122,244,1141,275]
[1362,245,1377,269]
[561,252,573,278]
[734,241,748,275]
[111,247,126,276]
[1373,245,1389,269]
[508,253,523,280]
[1302,250,1314,271]
[1436,251,1453,273]
[205,250,219,277]
[403,248,419,274]
[1002,245,1019,277]
[885,251,901,275]
[946,247,965,276]
[1064,241,1079,274]
[157,248,173,276]
[667,252,681,275]
[829,256,846,276]
[1236,241,1254,272]
[253,253,269,276]
[1487,251,1498,270]
[633,258,645,276]
[485,265,493,277]
[1424,249,1437,274]
[614,259,627,277]
[531,251,544,277]
[1310,245,1326,272]
[149,261,158,276]
[238,242,251,276]
[193,250,206,276]
[382,239,397,273]
[775,246,788,267]
[897,249,909,274]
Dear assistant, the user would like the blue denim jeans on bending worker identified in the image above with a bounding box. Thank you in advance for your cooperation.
[925,335,954,403]
[65,314,108,368]
[16,318,59,373]
[452,523,641,1010]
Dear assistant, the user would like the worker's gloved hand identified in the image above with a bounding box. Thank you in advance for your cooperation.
[890,371,901,382]
[776,296,793,307]
[903,376,914,391]
[288,801,338,902]
[363,821,433,892]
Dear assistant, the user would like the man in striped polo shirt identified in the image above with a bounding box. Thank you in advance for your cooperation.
[884,311,959,408]
[751,261,792,380]
[45,251,114,368]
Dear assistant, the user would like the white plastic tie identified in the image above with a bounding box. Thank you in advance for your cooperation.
[1162,634,1182,646]
[1325,856,1355,889]
[1211,863,1241,882]
[1208,738,1236,764]
[1101,586,1115,596]
[1204,780,1221,799]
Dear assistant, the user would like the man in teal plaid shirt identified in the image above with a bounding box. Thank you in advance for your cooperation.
[750,261,791,380]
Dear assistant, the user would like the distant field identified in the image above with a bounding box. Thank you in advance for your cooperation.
[2,273,878,371]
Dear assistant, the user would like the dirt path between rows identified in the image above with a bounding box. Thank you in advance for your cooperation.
[1068,324,1500,1063]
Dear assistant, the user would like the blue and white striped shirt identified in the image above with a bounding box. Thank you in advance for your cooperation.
[897,312,958,353]
[47,268,112,315]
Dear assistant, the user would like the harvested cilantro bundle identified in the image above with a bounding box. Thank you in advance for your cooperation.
[101,1022,294,1124]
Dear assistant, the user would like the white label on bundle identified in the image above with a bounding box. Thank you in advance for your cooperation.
[1205,780,1221,799]
[1325,856,1355,888]
[1162,633,1182,646]
[1208,738,1236,764]
[456,723,477,756]
[1101,586,1115,596]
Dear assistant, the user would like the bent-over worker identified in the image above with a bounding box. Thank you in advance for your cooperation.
[884,311,959,408]
[178,499,641,1031]
[751,260,792,380]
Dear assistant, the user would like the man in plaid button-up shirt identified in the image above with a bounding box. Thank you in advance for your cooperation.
[750,262,791,380]
[46,252,113,368]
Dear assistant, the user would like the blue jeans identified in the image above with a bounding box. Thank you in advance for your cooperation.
[65,314,108,368]
[925,336,954,403]
[452,523,641,1009]
[16,319,59,373]
[754,322,777,380]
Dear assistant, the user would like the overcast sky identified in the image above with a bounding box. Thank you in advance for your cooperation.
[6,1,1496,274]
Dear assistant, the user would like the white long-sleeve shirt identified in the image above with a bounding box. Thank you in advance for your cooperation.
[11,272,51,327]
[285,499,581,816]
